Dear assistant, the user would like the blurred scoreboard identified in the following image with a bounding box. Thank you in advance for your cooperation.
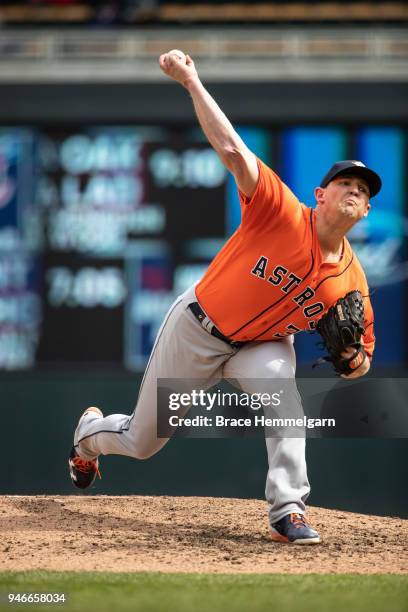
[0,126,227,369]
[0,124,406,370]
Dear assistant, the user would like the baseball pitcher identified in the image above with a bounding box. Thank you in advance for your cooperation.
[68,50,381,545]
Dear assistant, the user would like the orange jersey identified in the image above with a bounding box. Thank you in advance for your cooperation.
[195,159,375,358]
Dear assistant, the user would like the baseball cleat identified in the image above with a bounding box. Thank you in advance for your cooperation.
[68,447,101,489]
[270,513,321,544]
[68,407,103,489]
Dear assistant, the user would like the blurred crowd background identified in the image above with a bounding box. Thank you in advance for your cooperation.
[1,0,408,26]
[0,1,407,516]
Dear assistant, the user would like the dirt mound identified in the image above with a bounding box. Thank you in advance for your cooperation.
[1,496,406,574]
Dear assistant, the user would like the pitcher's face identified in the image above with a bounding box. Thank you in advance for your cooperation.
[315,174,371,224]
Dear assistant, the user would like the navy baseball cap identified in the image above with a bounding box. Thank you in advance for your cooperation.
[320,160,382,197]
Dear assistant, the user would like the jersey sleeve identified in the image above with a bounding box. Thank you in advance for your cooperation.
[352,258,375,360]
[362,294,375,360]
[238,158,303,231]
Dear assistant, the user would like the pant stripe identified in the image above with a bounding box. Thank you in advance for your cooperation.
[76,295,184,444]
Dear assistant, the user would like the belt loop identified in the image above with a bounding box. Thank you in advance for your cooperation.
[189,302,243,349]
[200,315,214,333]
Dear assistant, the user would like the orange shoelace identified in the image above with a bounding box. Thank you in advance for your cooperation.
[72,456,101,480]
[290,513,308,528]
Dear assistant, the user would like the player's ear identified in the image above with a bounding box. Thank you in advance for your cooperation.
[363,202,371,217]
[314,186,325,205]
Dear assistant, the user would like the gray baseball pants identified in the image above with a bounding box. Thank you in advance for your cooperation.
[75,285,310,524]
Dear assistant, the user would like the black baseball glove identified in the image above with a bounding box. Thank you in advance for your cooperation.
[314,290,367,376]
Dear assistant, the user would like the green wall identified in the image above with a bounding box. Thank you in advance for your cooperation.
[1,371,407,518]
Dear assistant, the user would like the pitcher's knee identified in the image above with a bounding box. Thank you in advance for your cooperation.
[128,437,164,460]
[271,361,296,379]
[133,447,157,460]
[251,360,295,380]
